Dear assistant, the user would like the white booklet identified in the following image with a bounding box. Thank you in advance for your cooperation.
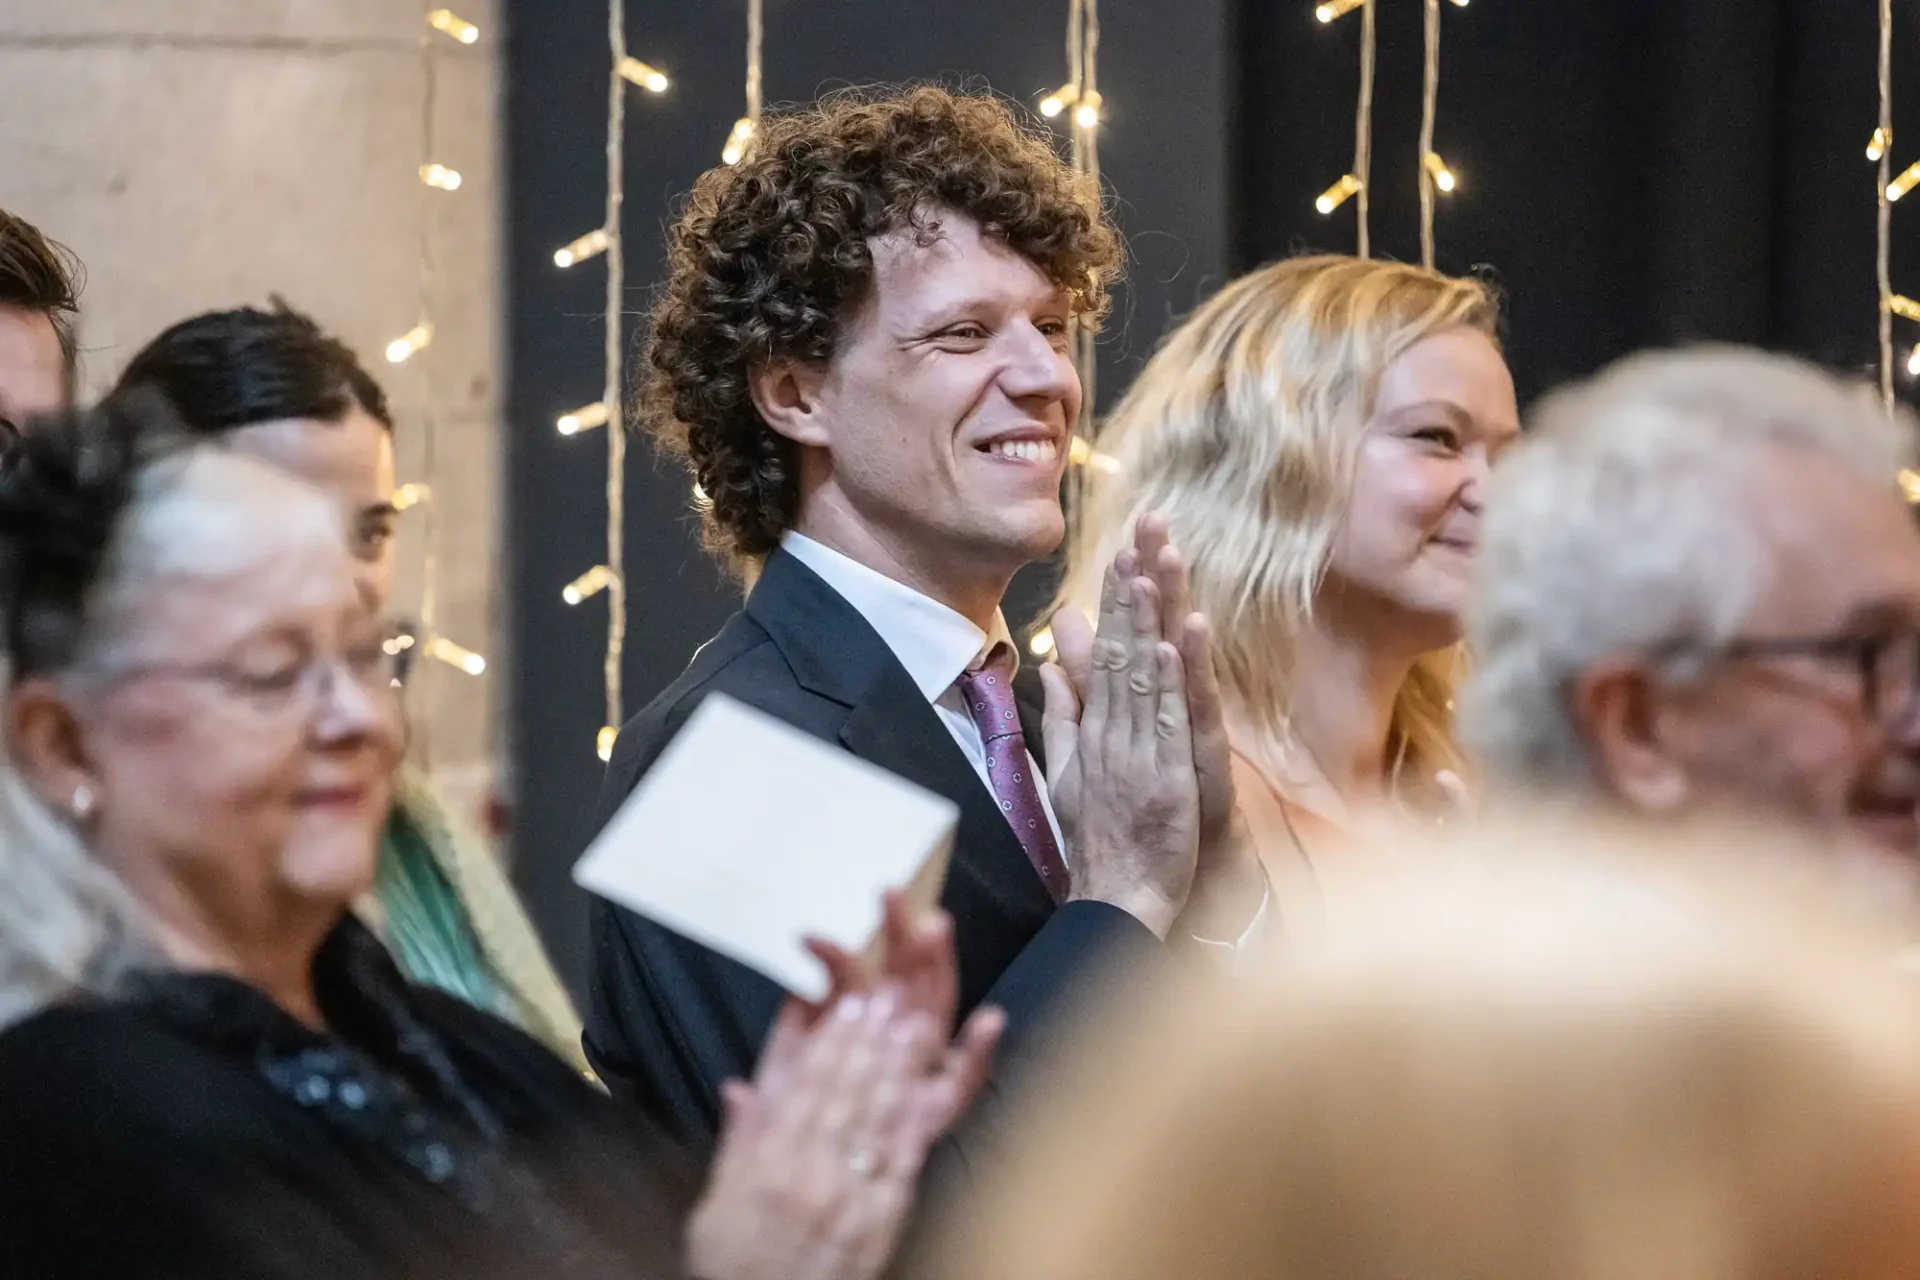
[573,694,958,1001]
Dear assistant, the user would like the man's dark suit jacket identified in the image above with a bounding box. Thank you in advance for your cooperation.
[584,546,1154,1153]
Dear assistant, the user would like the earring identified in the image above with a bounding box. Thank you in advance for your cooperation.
[71,784,95,821]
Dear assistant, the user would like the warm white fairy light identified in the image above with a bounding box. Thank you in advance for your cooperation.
[385,322,433,364]
[721,117,755,165]
[384,632,418,656]
[392,482,432,510]
[1891,295,1920,322]
[1907,343,1920,378]
[426,635,487,676]
[1029,627,1056,658]
[1423,151,1458,192]
[1870,127,1892,163]
[1316,0,1365,21]
[616,56,669,93]
[556,401,611,435]
[553,228,610,268]
[1315,173,1361,215]
[419,162,463,191]
[1888,159,1920,202]
[563,564,617,605]
[1068,436,1121,474]
[426,9,478,43]
[596,725,619,762]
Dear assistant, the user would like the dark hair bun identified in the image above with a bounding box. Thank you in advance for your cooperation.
[0,389,189,676]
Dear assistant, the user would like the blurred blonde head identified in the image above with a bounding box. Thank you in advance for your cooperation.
[1052,255,1500,803]
[953,828,1920,1280]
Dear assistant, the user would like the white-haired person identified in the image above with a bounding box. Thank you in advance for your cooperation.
[0,396,1000,1280]
[1052,255,1518,924]
[1461,347,1920,874]
[948,833,1920,1280]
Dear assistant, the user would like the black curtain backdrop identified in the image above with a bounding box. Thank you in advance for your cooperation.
[506,0,1920,997]
[1236,0,1920,402]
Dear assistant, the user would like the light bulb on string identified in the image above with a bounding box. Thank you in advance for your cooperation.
[1316,0,1365,23]
[385,322,433,364]
[1887,160,1920,202]
[1908,343,1920,379]
[563,564,617,605]
[553,228,610,268]
[1889,296,1920,322]
[1068,436,1121,474]
[597,726,619,762]
[1039,84,1079,118]
[1423,152,1458,193]
[721,117,755,166]
[616,57,670,93]
[1447,0,1468,7]
[557,401,611,435]
[1870,127,1893,162]
[425,635,487,676]
[1073,90,1103,130]
[1029,628,1055,658]
[426,8,479,43]
[392,482,431,511]
[1316,173,1361,214]
[383,632,417,657]
[1902,470,1920,504]
[419,163,463,191]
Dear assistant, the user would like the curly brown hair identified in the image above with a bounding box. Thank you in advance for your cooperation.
[638,84,1122,572]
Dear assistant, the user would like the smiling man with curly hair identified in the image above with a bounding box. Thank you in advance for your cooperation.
[587,85,1251,1157]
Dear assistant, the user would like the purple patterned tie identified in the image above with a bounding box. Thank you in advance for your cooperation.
[956,642,1069,902]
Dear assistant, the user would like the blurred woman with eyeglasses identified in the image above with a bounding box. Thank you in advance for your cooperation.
[0,397,1000,1279]
[107,303,583,1064]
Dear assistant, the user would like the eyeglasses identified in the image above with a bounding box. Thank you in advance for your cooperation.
[99,637,396,715]
[1655,629,1920,729]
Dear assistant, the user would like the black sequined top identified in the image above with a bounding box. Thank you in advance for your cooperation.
[0,916,694,1280]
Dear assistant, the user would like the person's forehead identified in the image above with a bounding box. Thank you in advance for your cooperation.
[226,410,394,498]
[113,509,361,657]
[865,216,1062,313]
[0,303,66,420]
[1749,456,1920,628]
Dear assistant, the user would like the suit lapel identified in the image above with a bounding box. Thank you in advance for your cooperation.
[747,550,1054,917]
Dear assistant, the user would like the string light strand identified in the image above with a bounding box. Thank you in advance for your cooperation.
[1878,0,1895,412]
[1068,0,1102,439]
[1417,0,1441,267]
[1354,0,1378,258]
[601,0,629,759]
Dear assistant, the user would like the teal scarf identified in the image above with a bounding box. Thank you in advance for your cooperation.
[372,803,510,1020]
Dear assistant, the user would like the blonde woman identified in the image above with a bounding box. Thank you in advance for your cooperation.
[1053,255,1517,918]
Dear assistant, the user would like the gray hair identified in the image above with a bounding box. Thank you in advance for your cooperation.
[1460,346,1916,798]
[0,444,344,1028]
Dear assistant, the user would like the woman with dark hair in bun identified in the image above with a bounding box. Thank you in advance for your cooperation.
[110,303,584,1067]
[0,397,1000,1279]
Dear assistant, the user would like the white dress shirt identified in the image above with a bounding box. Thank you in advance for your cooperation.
[782,533,1066,853]
[782,532,1269,955]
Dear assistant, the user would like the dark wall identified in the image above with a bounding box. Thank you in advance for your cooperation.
[503,0,1235,998]
[1234,0,1920,403]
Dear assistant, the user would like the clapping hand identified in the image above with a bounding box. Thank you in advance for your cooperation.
[1052,514,1266,944]
[1040,538,1203,938]
[686,895,1002,1280]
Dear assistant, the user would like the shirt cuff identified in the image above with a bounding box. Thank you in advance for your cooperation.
[1188,863,1274,960]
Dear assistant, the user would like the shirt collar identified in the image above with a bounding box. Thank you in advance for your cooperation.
[782,532,1014,701]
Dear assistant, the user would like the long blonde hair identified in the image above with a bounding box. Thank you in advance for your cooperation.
[1052,255,1499,803]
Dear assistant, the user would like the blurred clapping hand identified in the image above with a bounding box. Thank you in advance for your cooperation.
[686,893,1003,1280]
